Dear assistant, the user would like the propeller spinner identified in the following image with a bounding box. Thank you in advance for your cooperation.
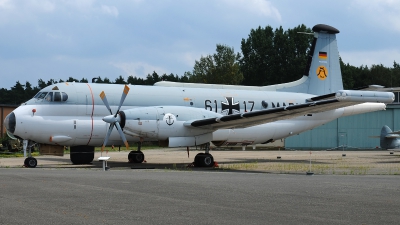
[100,85,130,152]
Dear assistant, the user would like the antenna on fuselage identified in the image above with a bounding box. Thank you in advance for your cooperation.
[92,77,99,83]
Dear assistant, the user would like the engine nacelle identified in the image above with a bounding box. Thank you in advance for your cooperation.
[119,106,220,147]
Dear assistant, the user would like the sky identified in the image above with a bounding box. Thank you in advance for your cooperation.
[1,0,400,89]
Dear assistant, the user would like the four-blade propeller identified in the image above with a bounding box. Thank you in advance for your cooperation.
[99,85,130,152]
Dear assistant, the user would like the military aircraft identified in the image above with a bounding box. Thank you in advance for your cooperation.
[371,125,400,152]
[3,24,395,168]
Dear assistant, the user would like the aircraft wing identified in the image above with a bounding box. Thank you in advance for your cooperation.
[185,90,394,130]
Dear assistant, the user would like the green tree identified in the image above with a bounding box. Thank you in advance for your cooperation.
[127,75,146,85]
[67,77,79,82]
[240,24,313,86]
[392,61,400,87]
[144,71,161,85]
[340,58,356,89]
[10,81,25,105]
[186,44,243,85]
[80,78,88,83]
[114,75,127,84]
[37,79,47,89]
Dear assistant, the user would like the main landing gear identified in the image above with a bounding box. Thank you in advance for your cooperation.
[24,156,37,168]
[128,141,145,163]
[193,143,215,167]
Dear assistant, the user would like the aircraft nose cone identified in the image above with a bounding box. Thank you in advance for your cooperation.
[4,112,16,134]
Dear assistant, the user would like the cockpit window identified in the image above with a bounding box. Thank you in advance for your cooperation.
[45,92,53,102]
[34,92,41,98]
[62,92,68,101]
[34,91,68,102]
[54,92,61,101]
[35,92,48,99]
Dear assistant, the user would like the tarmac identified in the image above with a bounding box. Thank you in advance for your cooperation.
[1,148,400,175]
[1,148,400,224]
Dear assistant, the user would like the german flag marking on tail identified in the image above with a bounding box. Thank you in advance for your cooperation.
[319,51,327,60]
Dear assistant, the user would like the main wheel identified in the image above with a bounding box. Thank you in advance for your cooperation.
[70,146,95,164]
[25,157,37,168]
[128,151,145,163]
[194,153,214,167]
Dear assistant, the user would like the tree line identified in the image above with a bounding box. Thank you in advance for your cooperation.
[1,24,399,105]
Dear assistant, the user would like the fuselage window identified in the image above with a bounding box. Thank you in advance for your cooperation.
[54,92,61,101]
[62,92,68,101]
[45,92,53,102]
[36,92,48,99]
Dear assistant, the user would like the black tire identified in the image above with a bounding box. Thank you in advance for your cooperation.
[203,154,214,167]
[24,157,29,166]
[128,151,144,163]
[70,146,95,164]
[194,153,214,167]
[26,157,37,168]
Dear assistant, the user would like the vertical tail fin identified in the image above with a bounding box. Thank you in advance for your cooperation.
[277,24,343,95]
[380,125,393,149]
[307,24,343,95]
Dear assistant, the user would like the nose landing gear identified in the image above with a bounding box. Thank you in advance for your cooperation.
[23,140,37,168]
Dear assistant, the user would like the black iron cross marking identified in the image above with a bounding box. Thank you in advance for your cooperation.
[221,97,240,115]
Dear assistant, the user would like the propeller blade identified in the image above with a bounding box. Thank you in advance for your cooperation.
[101,123,114,152]
[100,91,113,115]
[115,85,130,116]
[115,122,129,150]
[100,85,130,151]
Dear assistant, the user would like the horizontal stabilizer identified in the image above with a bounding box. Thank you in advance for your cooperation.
[385,134,400,139]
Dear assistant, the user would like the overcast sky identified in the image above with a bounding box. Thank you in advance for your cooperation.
[1,0,400,89]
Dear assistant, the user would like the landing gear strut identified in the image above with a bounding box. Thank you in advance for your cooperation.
[128,141,145,163]
[23,140,37,168]
[194,142,214,167]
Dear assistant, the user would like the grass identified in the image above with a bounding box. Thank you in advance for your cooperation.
[94,144,162,152]
[0,151,40,158]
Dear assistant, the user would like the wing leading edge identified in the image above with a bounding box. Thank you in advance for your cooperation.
[185,90,394,130]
